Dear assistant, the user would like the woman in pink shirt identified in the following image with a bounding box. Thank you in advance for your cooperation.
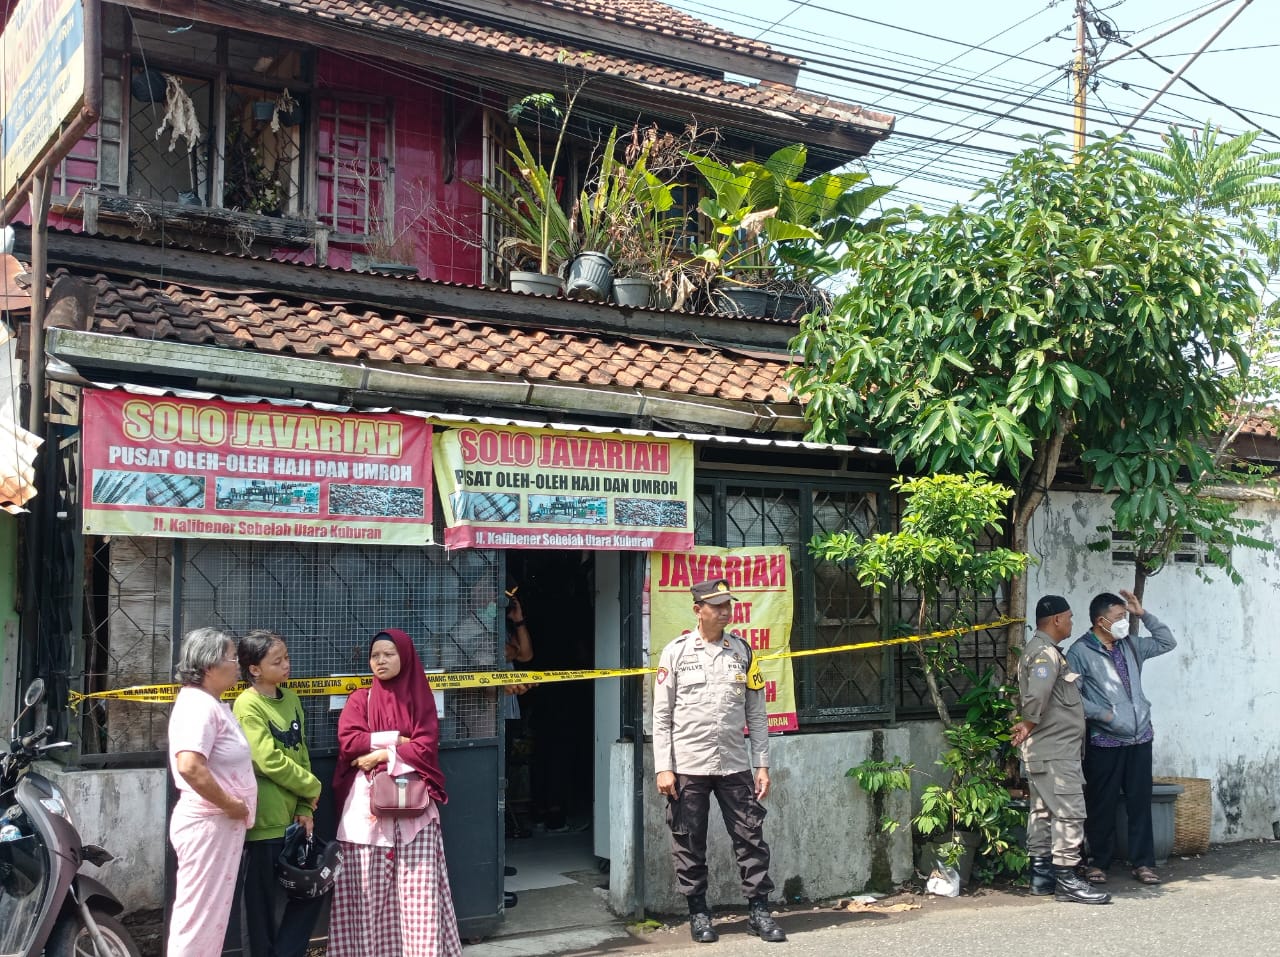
[166,627,257,957]
[329,629,460,957]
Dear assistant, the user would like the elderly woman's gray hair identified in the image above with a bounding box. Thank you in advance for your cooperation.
[175,627,235,686]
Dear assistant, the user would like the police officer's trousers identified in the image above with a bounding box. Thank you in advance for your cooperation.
[664,770,774,900]
[1025,758,1087,867]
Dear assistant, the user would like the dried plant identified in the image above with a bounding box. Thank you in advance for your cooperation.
[156,74,201,153]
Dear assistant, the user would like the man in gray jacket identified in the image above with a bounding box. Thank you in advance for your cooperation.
[1066,589,1177,885]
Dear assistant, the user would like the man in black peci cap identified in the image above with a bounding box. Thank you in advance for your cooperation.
[652,577,785,943]
[1010,595,1110,905]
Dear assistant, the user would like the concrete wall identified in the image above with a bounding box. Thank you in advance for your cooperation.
[1027,492,1280,842]
[43,764,168,911]
[612,728,915,915]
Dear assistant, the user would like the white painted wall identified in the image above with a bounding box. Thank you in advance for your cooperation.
[43,763,168,911]
[1026,492,1280,842]
[613,729,915,914]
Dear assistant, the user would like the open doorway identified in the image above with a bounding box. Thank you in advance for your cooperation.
[500,549,609,932]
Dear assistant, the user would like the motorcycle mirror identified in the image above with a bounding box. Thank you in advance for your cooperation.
[23,679,45,708]
[10,679,46,740]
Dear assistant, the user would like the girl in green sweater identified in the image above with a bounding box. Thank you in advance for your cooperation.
[233,630,324,957]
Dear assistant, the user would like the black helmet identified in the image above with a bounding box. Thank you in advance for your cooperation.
[275,823,343,899]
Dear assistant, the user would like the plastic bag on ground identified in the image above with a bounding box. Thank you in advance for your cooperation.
[926,863,961,897]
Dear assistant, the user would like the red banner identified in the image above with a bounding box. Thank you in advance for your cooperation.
[82,391,432,545]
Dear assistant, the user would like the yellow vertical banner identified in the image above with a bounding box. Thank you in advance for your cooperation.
[647,547,798,732]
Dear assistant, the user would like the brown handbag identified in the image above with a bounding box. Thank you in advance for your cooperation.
[369,768,429,817]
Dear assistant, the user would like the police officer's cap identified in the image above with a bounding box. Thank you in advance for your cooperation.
[1034,594,1071,620]
[692,578,737,604]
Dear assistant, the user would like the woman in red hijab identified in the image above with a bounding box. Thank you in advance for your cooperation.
[328,630,461,957]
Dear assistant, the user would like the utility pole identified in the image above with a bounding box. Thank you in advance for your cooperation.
[1073,0,1088,156]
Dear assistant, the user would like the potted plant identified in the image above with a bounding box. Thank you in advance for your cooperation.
[566,126,688,305]
[471,85,585,296]
[687,143,893,317]
[913,669,1028,885]
[564,127,626,300]
[848,673,1028,889]
[611,159,685,308]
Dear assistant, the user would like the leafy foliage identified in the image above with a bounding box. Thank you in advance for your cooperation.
[846,756,914,835]
[1135,122,1280,218]
[790,135,1264,651]
[791,135,1259,477]
[1097,123,1280,593]
[814,473,1029,726]
[470,128,575,274]
[687,143,893,284]
[915,666,1027,879]
[471,84,585,276]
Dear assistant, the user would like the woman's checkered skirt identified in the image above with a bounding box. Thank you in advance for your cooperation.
[329,818,462,957]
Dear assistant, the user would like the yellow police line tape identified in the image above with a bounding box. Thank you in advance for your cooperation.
[66,617,1023,707]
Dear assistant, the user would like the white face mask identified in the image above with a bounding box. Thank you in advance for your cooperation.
[1106,617,1130,640]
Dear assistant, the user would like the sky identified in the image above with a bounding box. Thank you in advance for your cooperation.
[663,0,1278,214]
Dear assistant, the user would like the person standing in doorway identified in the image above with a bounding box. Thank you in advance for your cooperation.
[652,577,786,943]
[1067,589,1177,886]
[1010,596,1110,905]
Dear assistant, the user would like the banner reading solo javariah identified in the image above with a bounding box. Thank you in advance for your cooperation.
[82,391,432,545]
[648,547,798,732]
[434,425,694,551]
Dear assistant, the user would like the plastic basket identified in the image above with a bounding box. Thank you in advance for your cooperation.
[1154,776,1212,855]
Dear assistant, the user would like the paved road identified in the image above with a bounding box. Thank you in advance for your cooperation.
[484,840,1280,957]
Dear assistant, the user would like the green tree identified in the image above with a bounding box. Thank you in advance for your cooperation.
[831,474,1029,879]
[789,135,1263,667]
[1095,124,1280,601]
[814,473,1028,727]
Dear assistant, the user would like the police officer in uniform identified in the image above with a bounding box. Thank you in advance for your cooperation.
[652,577,786,943]
[1011,595,1111,904]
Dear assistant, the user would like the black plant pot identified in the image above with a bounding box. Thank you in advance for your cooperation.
[770,291,808,321]
[713,282,769,317]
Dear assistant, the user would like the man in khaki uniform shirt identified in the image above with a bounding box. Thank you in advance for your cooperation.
[653,577,785,943]
[1010,595,1110,904]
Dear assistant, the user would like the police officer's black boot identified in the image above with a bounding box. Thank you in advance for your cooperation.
[1029,855,1055,896]
[1054,866,1112,904]
[687,895,718,943]
[747,897,787,942]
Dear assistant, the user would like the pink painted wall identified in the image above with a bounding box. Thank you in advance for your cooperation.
[311,52,486,285]
[32,55,486,286]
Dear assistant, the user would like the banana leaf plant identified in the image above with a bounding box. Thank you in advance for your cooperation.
[687,143,894,285]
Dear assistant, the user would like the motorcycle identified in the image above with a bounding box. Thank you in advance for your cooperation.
[0,679,140,956]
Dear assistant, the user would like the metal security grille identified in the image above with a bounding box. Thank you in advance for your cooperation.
[807,488,886,716]
[694,477,891,724]
[178,540,502,752]
[78,537,177,759]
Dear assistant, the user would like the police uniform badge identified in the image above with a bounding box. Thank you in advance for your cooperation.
[656,666,668,685]
[1032,663,1050,680]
